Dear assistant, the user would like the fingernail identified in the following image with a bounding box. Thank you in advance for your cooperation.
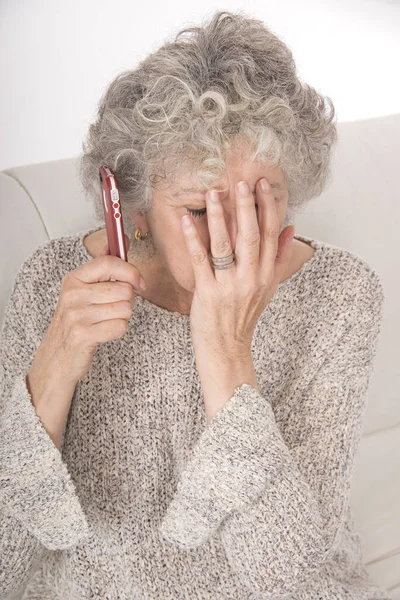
[209,190,219,203]
[261,178,270,193]
[182,215,192,228]
[238,181,249,195]
[139,277,147,290]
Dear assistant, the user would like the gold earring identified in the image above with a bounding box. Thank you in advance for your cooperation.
[134,227,149,241]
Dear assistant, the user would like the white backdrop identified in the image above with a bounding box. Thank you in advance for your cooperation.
[0,0,399,172]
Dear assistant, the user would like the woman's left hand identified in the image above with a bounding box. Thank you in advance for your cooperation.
[181,177,295,364]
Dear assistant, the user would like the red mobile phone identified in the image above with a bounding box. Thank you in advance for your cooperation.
[99,165,128,262]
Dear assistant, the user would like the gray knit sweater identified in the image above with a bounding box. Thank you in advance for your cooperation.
[0,225,391,600]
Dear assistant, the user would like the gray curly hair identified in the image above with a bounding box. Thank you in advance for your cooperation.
[79,9,338,259]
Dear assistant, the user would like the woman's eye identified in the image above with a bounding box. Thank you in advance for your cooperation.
[186,198,258,219]
[186,208,207,218]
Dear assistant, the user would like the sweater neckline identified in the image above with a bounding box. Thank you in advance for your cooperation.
[76,225,325,321]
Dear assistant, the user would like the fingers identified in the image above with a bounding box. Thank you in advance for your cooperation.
[83,280,137,304]
[205,190,234,272]
[181,178,293,290]
[256,178,280,282]
[235,181,260,271]
[181,215,215,289]
[72,254,143,291]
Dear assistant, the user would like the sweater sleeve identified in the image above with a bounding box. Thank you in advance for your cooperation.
[0,252,90,598]
[159,270,385,598]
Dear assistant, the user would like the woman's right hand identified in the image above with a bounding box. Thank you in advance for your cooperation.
[32,234,145,384]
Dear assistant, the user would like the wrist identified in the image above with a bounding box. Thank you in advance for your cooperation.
[198,356,260,424]
[26,364,78,409]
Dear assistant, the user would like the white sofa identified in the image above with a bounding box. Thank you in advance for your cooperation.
[1,113,399,599]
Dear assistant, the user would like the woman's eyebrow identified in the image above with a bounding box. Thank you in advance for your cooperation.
[173,182,284,196]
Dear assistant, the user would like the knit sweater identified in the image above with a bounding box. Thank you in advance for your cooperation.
[0,224,391,600]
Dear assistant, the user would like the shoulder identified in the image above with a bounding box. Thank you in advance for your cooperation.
[324,241,383,295]
[284,235,385,336]
[312,238,385,323]
[9,232,85,331]
[17,230,85,281]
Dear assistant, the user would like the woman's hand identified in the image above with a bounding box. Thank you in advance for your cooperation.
[182,177,295,360]
[181,177,295,421]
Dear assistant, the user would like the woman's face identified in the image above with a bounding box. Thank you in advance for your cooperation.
[128,147,289,313]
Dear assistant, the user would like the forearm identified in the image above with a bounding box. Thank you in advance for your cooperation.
[26,363,78,450]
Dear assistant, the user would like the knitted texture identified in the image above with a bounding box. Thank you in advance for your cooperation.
[0,225,390,600]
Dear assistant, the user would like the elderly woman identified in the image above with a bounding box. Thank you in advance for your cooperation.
[0,10,389,600]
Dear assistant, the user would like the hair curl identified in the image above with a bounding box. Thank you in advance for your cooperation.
[79,9,338,257]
